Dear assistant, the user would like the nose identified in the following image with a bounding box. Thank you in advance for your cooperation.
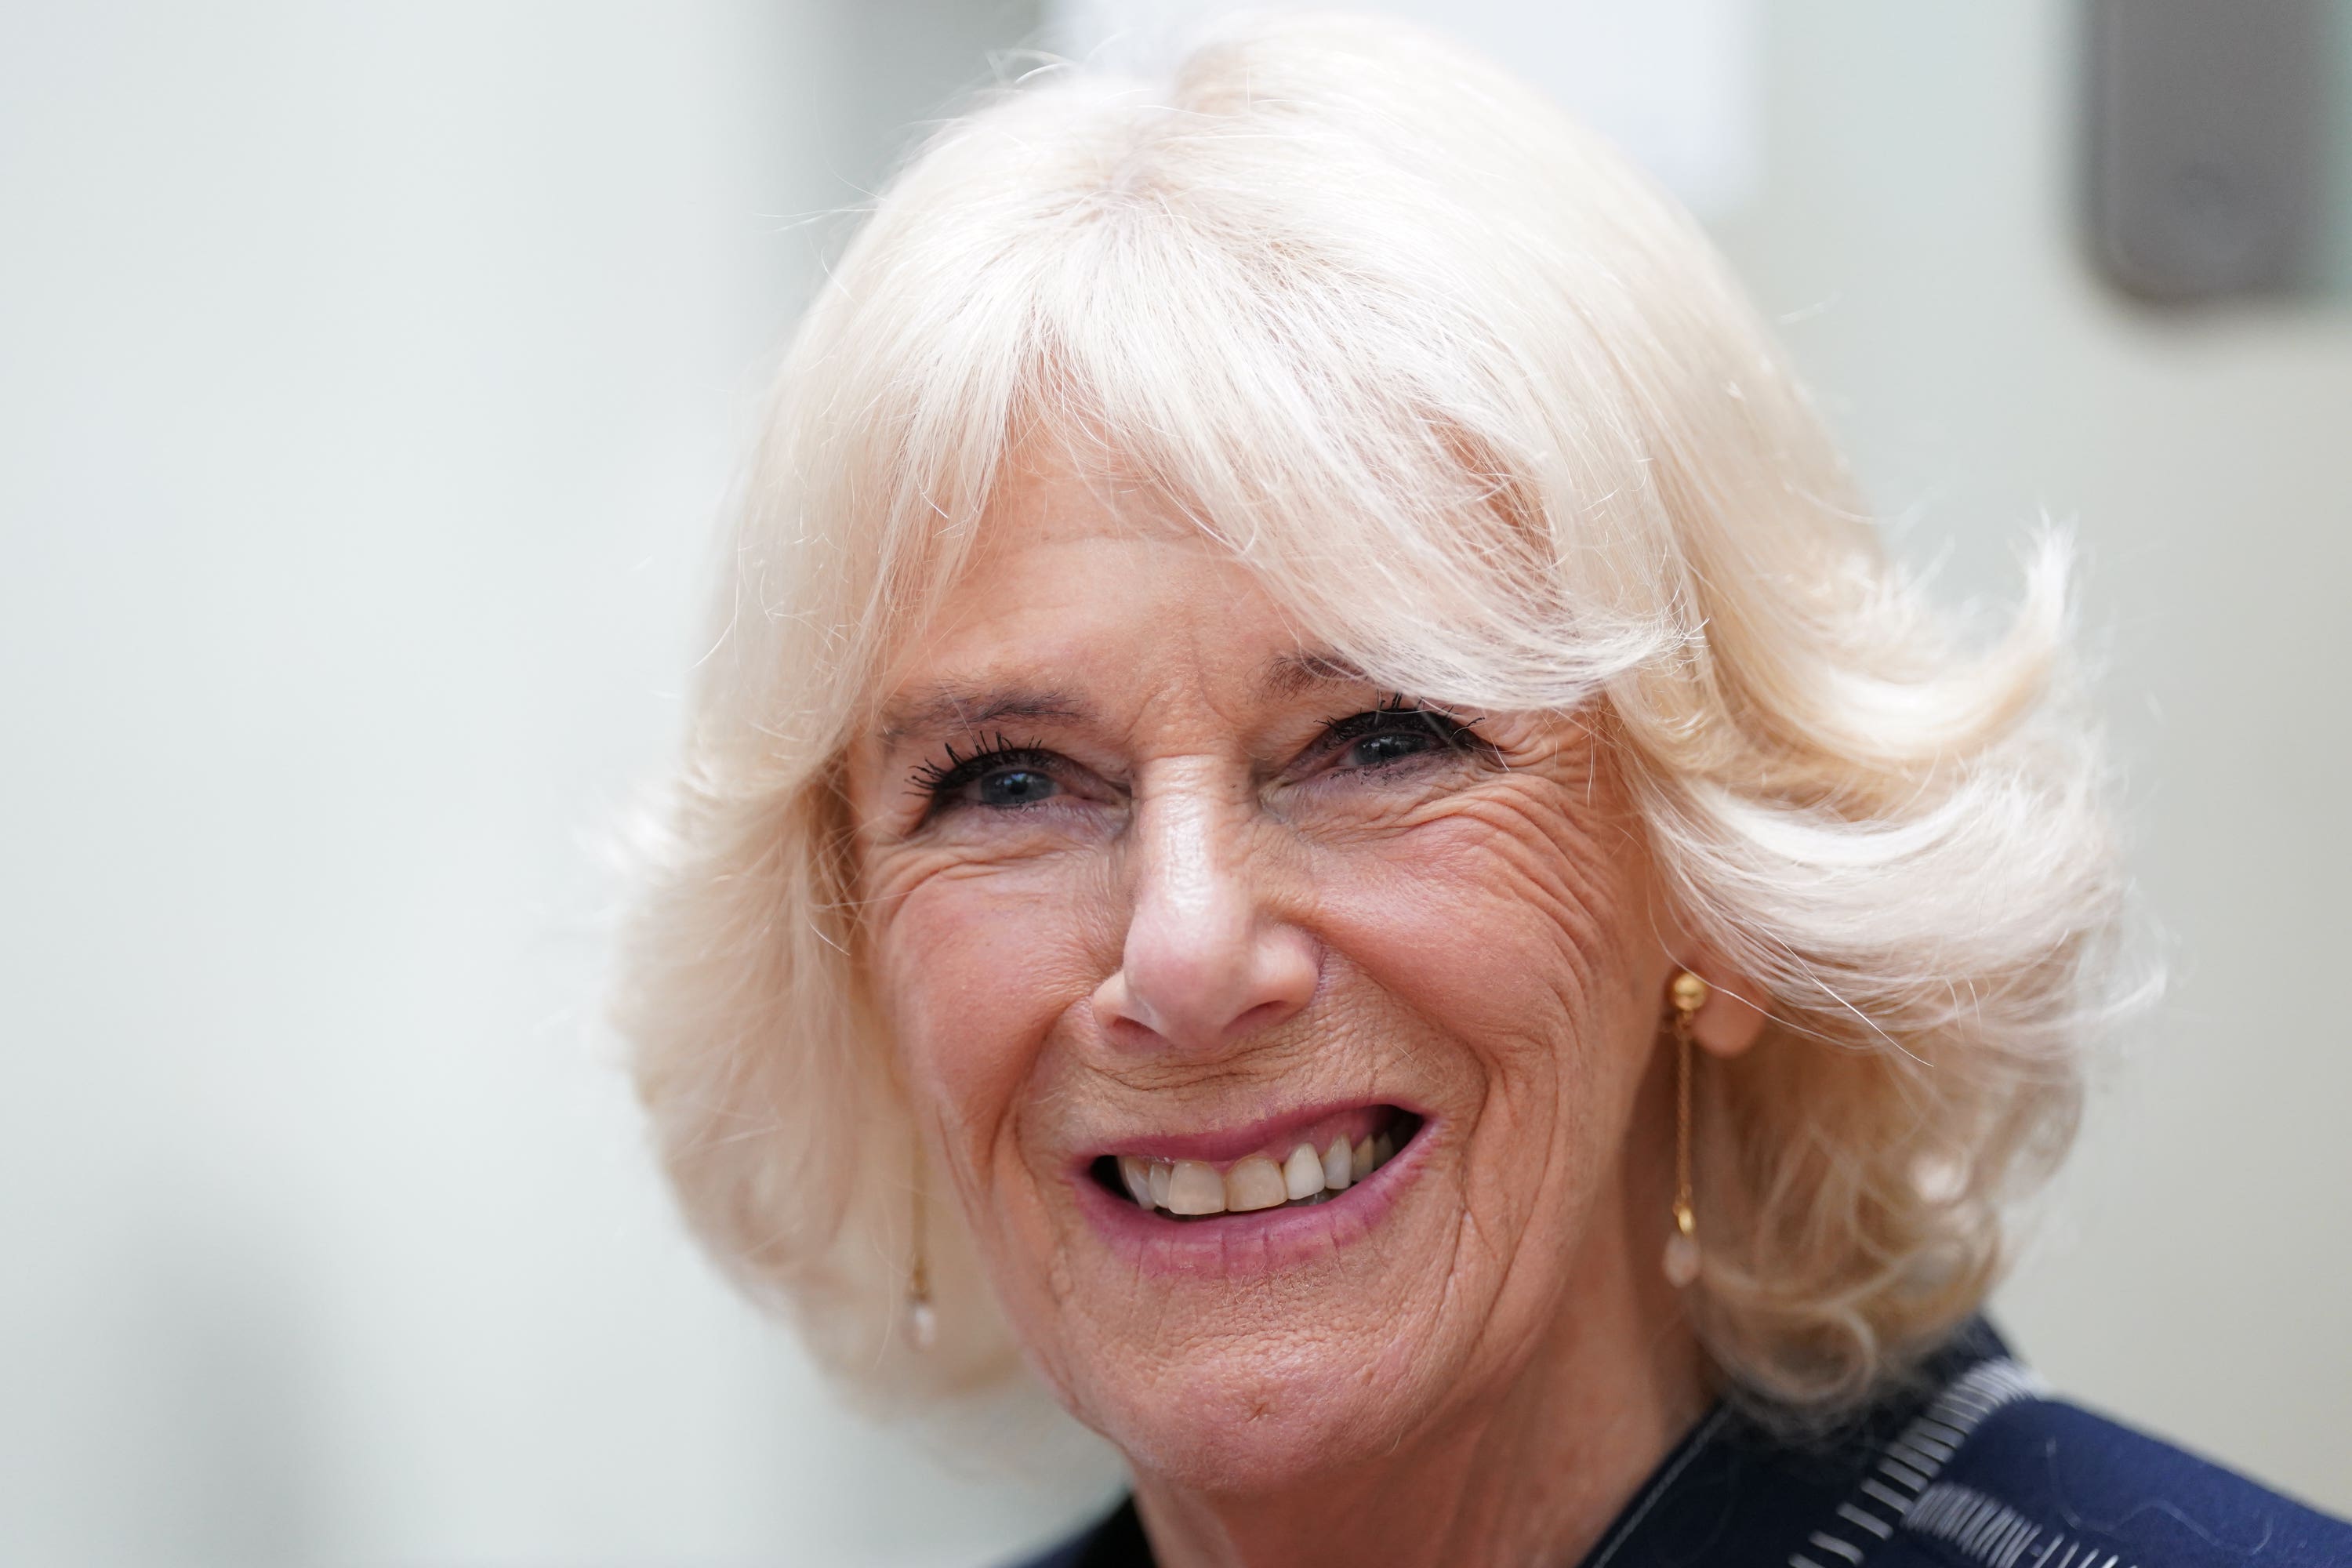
[1089,777,1319,1054]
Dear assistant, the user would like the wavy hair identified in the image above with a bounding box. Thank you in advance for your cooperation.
[612,13,2143,1422]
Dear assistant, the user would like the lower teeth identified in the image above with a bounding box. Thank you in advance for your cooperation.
[1160,1189,1338,1222]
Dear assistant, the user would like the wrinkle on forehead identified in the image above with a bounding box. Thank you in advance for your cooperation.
[866,653,1374,771]
[878,651,1374,750]
[877,686,1087,746]
[862,437,1420,779]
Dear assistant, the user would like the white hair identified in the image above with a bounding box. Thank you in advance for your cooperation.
[612,13,2144,1421]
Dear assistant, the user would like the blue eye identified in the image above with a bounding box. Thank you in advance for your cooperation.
[975,767,1058,808]
[910,737,1067,815]
[1324,700,1483,773]
[1344,730,1440,768]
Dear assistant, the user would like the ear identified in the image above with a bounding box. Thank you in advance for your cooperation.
[1674,963,1768,1058]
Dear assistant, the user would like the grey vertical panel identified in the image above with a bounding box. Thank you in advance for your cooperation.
[2082,0,2331,303]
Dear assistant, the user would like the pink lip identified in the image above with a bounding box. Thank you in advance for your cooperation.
[1072,1112,1432,1281]
[1080,1099,1402,1167]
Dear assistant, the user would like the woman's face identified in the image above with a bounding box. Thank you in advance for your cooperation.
[849,451,1686,1488]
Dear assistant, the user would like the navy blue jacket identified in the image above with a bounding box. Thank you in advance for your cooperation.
[1009,1321,2351,1567]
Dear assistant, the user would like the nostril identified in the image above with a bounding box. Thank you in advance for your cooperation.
[1226,998,1292,1038]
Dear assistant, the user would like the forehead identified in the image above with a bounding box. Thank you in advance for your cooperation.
[961,428,1207,573]
[873,446,1356,742]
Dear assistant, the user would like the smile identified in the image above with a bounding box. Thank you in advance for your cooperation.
[1087,1105,1423,1221]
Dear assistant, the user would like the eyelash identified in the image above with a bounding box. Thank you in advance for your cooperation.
[1326,694,1486,758]
[906,698,1486,810]
[908,732,1057,799]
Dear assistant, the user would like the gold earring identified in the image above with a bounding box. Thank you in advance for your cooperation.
[1664,971,1708,1288]
[905,1138,937,1352]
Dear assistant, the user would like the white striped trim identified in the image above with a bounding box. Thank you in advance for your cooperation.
[1837,1502,1894,1541]
[1859,1478,1913,1512]
[1783,1356,2045,1568]
[1906,1481,2139,1568]
[1807,1528,1866,1563]
[1908,1483,2042,1568]
[1878,1455,1931,1490]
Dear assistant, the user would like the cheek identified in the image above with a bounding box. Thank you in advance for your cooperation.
[1323,789,1650,1078]
[873,860,1111,1157]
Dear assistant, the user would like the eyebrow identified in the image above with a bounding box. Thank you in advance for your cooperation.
[1258,650,1369,698]
[874,652,1374,746]
[876,684,1087,746]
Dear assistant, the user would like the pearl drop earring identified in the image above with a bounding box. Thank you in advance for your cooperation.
[905,1138,937,1352]
[1664,971,1708,1289]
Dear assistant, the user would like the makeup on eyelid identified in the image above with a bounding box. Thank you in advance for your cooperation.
[902,696,1492,818]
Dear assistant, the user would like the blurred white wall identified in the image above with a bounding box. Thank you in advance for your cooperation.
[2,3,2346,1566]
[0,2,1120,1564]
[1047,0,1759,216]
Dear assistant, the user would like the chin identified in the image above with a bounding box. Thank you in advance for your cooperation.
[1007,1106,1494,1492]
[1077,1327,1440,1495]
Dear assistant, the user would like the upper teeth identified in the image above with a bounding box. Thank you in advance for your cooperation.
[1118,1131,1399,1217]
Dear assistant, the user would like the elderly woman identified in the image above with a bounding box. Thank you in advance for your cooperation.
[615,16,2348,1568]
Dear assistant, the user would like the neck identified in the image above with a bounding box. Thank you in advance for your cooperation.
[1128,1206,1712,1568]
